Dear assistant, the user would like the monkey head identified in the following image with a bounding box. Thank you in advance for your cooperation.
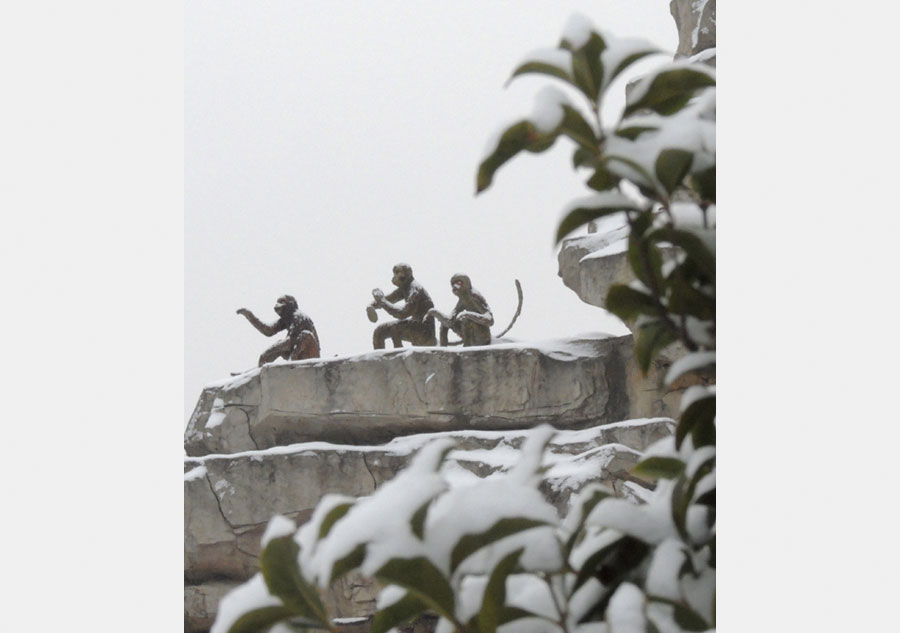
[450,274,472,297]
[391,263,413,289]
[274,294,298,318]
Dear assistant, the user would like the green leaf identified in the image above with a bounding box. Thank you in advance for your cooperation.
[624,67,716,117]
[650,227,715,283]
[585,166,618,192]
[690,166,715,203]
[560,105,599,149]
[410,501,429,540]
[498,606,546,626]
[572,147,600,169]
[634,320,678,374]
[632,456,685,481]
[371,592,429,633]
[564,487,612,554]
[676,393,716,449]
[604,48,662,90]
[664,273,715,320]
[646,597,709,632]
[670,452,714,540]
[605,285,658,322]
[671,602,710,631]
[563,32,606,103]
[225,606,303,633]
[655,149,693,195]
[615,125,658,141]
[318,502,354,540]
[576,536,651,597]
[260,536,328,624]
[477,548,524,633]
[450,517,549,571]
[330,543,366,582]
[627,232,665,292]
[556,206,625,244]
[509,59,573,86]
[376,557,457,620]
[477,121,557,193]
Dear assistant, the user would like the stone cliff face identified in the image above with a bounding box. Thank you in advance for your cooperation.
[184,420,673,632]
[185,6,716,632]
[183,336,692,632]
[185,336,685,458]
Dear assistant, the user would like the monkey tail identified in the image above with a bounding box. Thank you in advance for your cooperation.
[495,279,523,339]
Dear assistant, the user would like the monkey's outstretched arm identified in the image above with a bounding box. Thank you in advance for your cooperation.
[427,308,452,327]
[457,310,494,326]
[237,309,283,337]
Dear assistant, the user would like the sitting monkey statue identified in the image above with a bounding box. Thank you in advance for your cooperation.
[368,263,437,349]
[236,295,320,366]
[428,273,494,346]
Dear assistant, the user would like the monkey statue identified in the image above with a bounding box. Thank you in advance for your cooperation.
[368,263,437,349]
[236,295,320,366]
[428,273,494,346]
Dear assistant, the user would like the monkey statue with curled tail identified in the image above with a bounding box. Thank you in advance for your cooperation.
[428,274,494,346]
[428,274,523,347]
[236,294,320,367]
[368,263,437,349]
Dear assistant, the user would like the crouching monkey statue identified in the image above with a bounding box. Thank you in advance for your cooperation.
[236,295,320,366]
[428,273,494,346]
[368,263,437,349]
[429,276,524,347]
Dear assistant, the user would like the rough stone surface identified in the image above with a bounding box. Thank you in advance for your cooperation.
[185,336,681,457]
[670,0,716,59]
[557,228,632,312]
[184,420,673,629]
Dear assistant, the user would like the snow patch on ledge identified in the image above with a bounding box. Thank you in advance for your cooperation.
[184,418,673,467]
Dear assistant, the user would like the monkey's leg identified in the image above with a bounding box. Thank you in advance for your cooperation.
[259,338,293,367]
[290,331,320,360]
[373,322,395,349]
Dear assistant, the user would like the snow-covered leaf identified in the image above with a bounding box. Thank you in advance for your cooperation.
[676,391,715,449]
[654,149,693,196]
[664,351,715,386]
[634,319,677,374]
[260,535,328,625]
[223,607,303,633]
[632,456,685,481]
[624,63,715,117]
[605,285,658,322]
[555,192,644,243]
[450,518,549,572]
[476,548,524,633]
[371,591,428,633]
[375,557,457,621]
[510,48,574,86]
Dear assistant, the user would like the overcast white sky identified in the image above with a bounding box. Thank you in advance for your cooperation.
[185,1,679,423]
[7,3,900,630]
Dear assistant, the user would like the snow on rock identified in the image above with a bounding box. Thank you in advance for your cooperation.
[184,335,679,456]
[186,419,673,628]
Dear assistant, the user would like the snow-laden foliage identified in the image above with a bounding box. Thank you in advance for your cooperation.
[213,14,714,633]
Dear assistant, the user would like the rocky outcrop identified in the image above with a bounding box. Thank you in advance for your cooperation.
[185,336,685,457]
[557,221,631,312]
[184,420,673,632]
[670,0,716,60]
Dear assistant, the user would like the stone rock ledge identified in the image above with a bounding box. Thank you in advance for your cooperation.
[185,336,683,456]
[184,419,673,631]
